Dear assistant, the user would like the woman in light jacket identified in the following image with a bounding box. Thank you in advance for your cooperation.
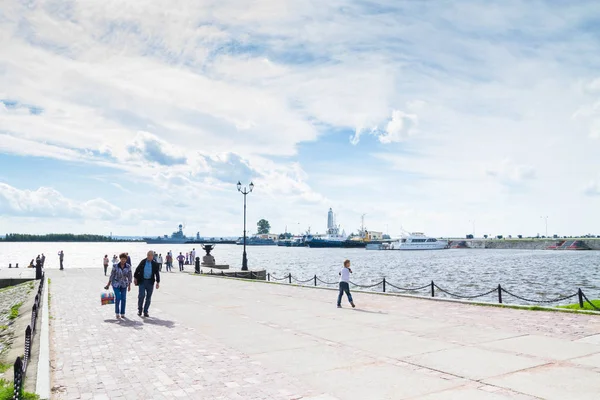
[104,253,132,319]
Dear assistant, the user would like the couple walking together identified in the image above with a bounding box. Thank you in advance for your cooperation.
[105,251,161,319]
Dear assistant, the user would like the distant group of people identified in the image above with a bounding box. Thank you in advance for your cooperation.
[103,248,198,276]
[104,250,160,319]
[28,253,46,268]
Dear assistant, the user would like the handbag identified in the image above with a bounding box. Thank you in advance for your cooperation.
[101,290,115,305]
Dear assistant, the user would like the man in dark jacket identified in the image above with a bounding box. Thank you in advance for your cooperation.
[134,250,160,317]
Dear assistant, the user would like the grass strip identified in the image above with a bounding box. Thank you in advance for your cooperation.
[558,299,600,311]
[8,303,23,320]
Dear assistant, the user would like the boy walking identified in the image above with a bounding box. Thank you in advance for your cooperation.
[337,259,355,308]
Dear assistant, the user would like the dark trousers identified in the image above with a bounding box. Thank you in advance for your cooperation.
[59,259,64,270]
[104,265,108,276]
[179,261,184,271]
[337,282,353,306]
[138,280,154,314]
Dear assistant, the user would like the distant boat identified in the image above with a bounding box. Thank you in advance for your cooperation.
[236,235,277,246]
[546,240,590,250]
[277,236,305,247]
[366,232,448,250]
[144,224,189,244]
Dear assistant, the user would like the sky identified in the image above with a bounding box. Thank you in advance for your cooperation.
[1,0,599,238]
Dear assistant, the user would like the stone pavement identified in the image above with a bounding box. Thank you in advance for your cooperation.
[49,269,600,400]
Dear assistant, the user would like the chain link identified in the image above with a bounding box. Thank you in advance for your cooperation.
[501,288,578,304]
[434,284,498,299]
[349,280,384,289]
[581,291,600,311]
[316,277,338,285]
[291,276,315,284]
[386,282,430,291]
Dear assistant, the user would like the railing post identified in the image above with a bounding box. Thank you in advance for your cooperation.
[210,269,213,275]
[498,284,502,304]
[314,275,317,286]
[267,273,270,282]
[382,277,386,293]
[14,357,23,399]
[288,273,292,284]
[578,288,584,308]
[221,271,224,276]
[431,280,435,297]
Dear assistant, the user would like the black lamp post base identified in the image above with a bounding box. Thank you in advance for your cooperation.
[241,252,248,271]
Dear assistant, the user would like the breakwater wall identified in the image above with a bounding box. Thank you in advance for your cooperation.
[449,239,600,250]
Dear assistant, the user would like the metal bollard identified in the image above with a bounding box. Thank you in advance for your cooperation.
[314,275,317,286]
[578,288,584,308]
[431,280,435,297]
[194,257,200,274]
[15,263,18,268]
[498,284,502,304]
[288,273,292,284]
[382,277,386,293]
[267,273,270,281]
[8,263,11,268]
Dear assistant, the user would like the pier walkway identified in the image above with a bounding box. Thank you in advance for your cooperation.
[49,269,600,399]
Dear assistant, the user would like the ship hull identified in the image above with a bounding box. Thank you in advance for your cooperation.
[307,240,366,248]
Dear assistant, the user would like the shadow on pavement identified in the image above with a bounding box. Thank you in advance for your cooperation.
[103,318,144,329]
[142,317,175,328]
[351,308,388,315]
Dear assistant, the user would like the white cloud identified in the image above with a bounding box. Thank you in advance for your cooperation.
[1,1,600,237]
[584,180,600,196]
[379,110,418,144]
[485,159,536,186]
[0,183,133,221]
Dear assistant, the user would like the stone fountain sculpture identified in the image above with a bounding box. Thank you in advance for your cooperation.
[201,244,229,269]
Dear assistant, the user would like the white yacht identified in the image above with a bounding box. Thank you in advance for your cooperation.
[366,232,448,251]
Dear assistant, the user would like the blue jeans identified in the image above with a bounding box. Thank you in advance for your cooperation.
[337,282,353,306]
[113,286,127,315]
[138,280,154,314]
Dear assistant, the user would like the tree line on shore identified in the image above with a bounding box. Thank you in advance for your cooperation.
[0,233,136,242]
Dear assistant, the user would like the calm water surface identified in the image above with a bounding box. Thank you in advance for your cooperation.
[2,242,599,304]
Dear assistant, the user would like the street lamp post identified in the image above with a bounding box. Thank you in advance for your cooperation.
[237,181,254,271]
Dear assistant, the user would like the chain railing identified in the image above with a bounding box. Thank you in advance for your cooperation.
[13,272,45,400]
[199,268,598,310]
[262,273,598,310]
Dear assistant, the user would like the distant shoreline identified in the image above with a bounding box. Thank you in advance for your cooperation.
[0,233,143,243]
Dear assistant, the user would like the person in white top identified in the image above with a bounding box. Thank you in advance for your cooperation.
[337,259,355,308]
[157,254,163,271]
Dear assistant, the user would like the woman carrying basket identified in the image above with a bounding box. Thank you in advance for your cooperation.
[104,253,132,319]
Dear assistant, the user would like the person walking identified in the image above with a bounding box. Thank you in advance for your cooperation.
[104,253,132,319]
[337,259,355,308]
[134,251,160,318]
[112,254,118,268]
[177,252,185,271]
[41,253,46,267]
[58,250,64,270]
[103,254,110,276]
[157,254,163,271]
[191,248,196,265]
